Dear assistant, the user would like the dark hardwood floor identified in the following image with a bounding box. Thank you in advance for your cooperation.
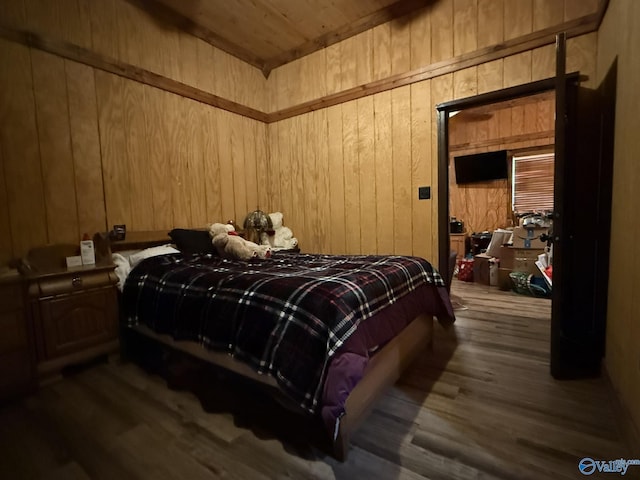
[0,280,633,479]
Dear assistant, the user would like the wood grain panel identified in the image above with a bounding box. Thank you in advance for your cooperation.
[62,0,92,49]
[453,0,477,56]
[148,89,173,230]
[313,109,330,254]
[301,114,318,251]
[503,51,532,88]
[215,110,236,223]
[173,96,195,227]
[372,23,392,81]
[24,0,62,39]
[477,0,504,49]
[373,93,394,255]
[0,0,26,27]
[410,81,432,261]
[187,101,207,227]
[567,33,598,88]
[531,44,555,81]
[254,121,269,213]
[202,107,222,224]
[390,17,410,75]
[355,30,373,87]
[31,50,79,245]
[276,119,293,225]
[357,96,376,255]
[504,0,533,40]
[0,40,47,256]
[242,117,259,216]
[533,0,564,31]
[95,71,131,229]
[391,86,412,256]
[65,61,107,237]
[453,66,478,99]
[325,44,342,96]
[229,113,247,220]
[88,0,119,59]
[288,116,305,246]
[116,0,144,66]
[342,102,360,254]
[178,32,198,88]
[477,59,504,94]
[327,105,346,254]
[564,0,600,21]
[430,0,453,63]
[339,36,358,92]
[122,81,153,231]
[409,8,430,70]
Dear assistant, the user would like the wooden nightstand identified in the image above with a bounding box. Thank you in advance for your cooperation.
[23,244,119,384]
[0,269,34,400]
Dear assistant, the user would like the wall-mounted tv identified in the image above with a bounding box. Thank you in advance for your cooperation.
[454,150,508,184]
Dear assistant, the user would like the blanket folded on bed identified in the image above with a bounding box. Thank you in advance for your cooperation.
[122,253,453,414]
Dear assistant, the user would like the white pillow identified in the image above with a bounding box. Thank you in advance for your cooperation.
[128,244,180,268]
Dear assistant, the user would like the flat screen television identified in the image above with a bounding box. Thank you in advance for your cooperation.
[454,150,508,184]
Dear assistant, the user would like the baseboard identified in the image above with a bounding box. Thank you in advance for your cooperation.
[602,364,640,456]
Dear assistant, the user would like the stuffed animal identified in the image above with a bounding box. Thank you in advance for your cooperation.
[264,212,298,250]
[209,223,271,260]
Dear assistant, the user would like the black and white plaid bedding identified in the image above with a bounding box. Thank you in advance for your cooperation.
[122,253,449,413]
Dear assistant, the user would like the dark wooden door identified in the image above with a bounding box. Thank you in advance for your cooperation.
[550,33,615,378]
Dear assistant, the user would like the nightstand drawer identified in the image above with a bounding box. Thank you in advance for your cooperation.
[39,288,118,359]
[32,269,116,297]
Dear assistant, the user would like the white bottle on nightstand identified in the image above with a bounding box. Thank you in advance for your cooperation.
[80,234,95,265]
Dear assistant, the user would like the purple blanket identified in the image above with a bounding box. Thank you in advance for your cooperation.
[122,253,453,414]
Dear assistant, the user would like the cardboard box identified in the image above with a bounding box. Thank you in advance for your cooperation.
[499,246,544,276]
[473,253,493,285]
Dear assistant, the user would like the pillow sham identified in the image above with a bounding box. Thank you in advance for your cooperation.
[168,228,216,255]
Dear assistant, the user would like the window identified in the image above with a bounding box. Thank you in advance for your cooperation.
[512,153,555,214]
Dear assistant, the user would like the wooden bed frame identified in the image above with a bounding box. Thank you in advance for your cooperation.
[95,230,435,460]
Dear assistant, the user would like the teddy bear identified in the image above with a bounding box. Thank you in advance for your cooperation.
[209,223,271,260]
[262,212,298,250]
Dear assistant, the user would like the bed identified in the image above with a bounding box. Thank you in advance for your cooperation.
[95,230,455,460]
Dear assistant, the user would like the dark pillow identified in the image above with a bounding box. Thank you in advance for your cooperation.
[168,229,216,255]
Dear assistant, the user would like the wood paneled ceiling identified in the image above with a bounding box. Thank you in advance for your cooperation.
[128,0,434,76]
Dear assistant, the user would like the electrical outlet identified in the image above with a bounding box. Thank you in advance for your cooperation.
[418,186,431,200]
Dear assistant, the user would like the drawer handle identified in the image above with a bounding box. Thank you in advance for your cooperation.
[72,276,83,288]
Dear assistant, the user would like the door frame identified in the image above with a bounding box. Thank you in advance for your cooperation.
[435,77,560,278]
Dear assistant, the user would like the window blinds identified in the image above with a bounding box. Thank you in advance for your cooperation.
[512,154,555,214]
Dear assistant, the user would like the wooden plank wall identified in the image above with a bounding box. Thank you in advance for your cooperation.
[0,0,268,263]
[596,0,640,449]
[448,95,555,234]
[266,0,599,263]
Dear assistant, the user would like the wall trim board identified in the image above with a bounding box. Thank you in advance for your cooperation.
[268,13,599,122]
[0,9,600,125]
[449,130,555,153]
[0,25,269,123]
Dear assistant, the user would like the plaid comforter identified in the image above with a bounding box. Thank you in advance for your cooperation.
[122,253,448,413]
